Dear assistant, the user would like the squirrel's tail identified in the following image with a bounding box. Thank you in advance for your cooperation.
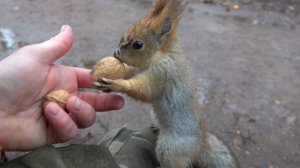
[195,133,238,168]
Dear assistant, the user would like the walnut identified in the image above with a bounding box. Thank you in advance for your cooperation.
[44,89,71,109]
[91,56,126,81]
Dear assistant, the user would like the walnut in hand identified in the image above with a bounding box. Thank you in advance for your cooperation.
[44,89,71,109]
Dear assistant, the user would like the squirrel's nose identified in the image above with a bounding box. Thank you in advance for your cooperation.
[114,49,120,58]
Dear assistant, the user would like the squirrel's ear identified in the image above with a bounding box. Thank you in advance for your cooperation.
[161,17,172,35]
[154,17,172,43]
[146,0,183,49]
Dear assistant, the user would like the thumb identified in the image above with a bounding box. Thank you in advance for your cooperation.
[35,25,73,64]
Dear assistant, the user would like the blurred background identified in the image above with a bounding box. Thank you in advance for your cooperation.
[1,0,299,167]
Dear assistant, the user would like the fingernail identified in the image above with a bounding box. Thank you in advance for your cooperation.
[74,97,82,111]
[115,96,124,109]
[50,104,59,116]
[60,25,67,33]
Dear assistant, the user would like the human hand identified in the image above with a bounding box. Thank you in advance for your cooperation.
[0,25,124,151]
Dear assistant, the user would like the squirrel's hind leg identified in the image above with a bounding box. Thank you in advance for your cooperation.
[150,109,160,134]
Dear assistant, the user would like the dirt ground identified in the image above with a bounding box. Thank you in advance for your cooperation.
[1,0,300,167]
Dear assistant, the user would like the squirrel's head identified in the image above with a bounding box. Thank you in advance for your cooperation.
[114,0,184,69]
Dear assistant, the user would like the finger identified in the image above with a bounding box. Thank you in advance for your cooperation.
[74,67,92,88]
[76,91,124,112]
[44,102,78,143]
[29,25,73,64]
[63,66,105,88]
[66,96,96,128]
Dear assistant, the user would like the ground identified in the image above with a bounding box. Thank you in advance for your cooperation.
[0,0,300,167]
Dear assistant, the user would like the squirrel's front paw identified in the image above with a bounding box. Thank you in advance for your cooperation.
[92,78,127,93]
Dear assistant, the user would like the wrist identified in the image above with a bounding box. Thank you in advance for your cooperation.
[0,144,4,161]
[0,118,21,151]
[0,126,9,151]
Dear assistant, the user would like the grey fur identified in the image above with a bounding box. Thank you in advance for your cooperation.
[149,44,237,168]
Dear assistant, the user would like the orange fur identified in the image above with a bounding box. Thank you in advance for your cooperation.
[114,73,160,102]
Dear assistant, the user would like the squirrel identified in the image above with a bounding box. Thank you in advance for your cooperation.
[94,0,237,167]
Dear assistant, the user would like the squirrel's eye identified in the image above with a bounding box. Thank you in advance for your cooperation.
[132,41,144,50]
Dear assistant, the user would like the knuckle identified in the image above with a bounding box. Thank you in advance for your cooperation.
[58,115,72,128]
[52,38,68,54]
[79,104,96,128]
[55,122,77,142]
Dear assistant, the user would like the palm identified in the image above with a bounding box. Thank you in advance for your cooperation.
[0,50,81,150]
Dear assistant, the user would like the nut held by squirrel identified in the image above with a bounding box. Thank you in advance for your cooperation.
[91,56,126,81]
[44,89,71,109]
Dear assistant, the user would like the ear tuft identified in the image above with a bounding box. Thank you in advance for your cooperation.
[150,0,168,17]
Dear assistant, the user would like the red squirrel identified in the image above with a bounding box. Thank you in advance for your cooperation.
[94,0,237,167]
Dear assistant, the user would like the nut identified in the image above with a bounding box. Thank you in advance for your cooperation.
[91,56,126,81]
[44,89,71,109]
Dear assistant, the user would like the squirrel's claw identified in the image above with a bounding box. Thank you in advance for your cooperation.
[99,78,114,84]
[91,79,114,93]
[92,78,126,93]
